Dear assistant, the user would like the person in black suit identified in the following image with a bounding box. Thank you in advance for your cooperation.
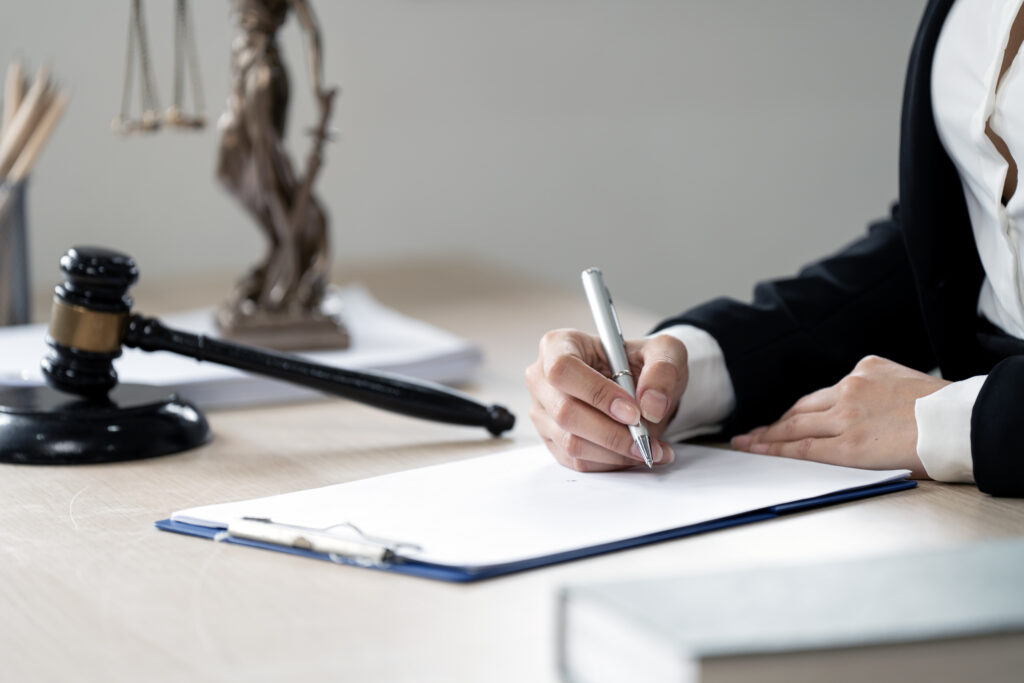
[525,0,1024,497]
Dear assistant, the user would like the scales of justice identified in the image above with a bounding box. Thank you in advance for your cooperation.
[115,0,349,351]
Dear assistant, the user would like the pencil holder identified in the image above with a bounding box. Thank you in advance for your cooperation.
[0,178,30,325]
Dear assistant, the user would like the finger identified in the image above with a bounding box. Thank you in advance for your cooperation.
[777,384,839,421]
[745,410,842,446]
[532,401,675,468]
[544,436,676,471]
[730,426,766,451]
[747,435,844,463]
[544,350,642,426]
[543,438,630,472]
[532,409,640,471]
[656,441,677,466]
[631,334,688,425]
[537,390,675,466]
[532,377,641,459]
[731,386,841,450]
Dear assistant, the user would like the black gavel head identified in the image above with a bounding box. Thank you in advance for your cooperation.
[41,246,138,398]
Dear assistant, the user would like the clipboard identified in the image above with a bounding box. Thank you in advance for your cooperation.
[156,479,913,583]
[155,445,915,583]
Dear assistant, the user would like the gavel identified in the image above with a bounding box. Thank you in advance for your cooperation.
[41,246,515,436]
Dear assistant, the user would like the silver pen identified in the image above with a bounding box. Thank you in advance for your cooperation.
[581,267,654,468]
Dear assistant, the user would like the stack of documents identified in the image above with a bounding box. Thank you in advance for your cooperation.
[0,285,482,409]
[158,444,914,582]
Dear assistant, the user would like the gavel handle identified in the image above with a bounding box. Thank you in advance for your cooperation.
[122,314,515,436]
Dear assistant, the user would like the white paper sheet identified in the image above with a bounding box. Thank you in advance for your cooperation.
[0,285,481,408]
[172,445,910,570]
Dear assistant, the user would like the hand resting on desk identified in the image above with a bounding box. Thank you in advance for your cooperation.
[526,330,948,478]
[730,355,948,480]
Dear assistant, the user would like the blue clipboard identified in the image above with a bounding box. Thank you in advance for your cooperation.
[155,478,915,583]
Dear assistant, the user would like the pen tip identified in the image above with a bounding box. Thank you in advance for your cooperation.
[637,435,654,469]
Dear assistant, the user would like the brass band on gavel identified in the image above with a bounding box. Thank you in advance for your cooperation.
[48,298,128,354]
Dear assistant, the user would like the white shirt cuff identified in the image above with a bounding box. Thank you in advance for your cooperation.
[651,324,736,442]
[914,376,984,483]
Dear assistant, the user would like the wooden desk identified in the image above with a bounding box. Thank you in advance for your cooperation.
[5,260,1024,682]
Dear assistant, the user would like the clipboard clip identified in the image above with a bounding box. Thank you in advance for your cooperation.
[225,517,420,567]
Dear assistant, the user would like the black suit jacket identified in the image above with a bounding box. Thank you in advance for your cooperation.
[654,0,1024,497]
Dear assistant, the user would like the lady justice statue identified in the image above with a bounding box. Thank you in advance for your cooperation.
[116,0,348,350]
[215,0,348,349]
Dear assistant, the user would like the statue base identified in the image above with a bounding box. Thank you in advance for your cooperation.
[215,302,350,352]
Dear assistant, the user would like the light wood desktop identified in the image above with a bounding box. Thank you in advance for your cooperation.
[4,260,1024,682]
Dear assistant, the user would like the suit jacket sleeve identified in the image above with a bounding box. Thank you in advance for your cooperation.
[973,359,1024,496]
[652,206,936,436]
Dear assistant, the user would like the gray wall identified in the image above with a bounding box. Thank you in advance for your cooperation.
[2,0,927,319]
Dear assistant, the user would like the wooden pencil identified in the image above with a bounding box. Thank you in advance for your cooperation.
[0,64,51,178]
[1,60,25,143]
[8,88,68,182]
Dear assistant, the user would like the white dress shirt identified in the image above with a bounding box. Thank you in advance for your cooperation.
[656,0,1024,483]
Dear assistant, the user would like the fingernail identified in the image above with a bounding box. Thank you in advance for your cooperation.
[640,390,669,424]
[749,442,769,455]
[628,442,645,461]
[731,434,751,450]
[611,398,640,425]
[661,443,675,465]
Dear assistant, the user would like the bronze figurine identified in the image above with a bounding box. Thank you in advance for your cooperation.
[215,0,346,349]
[114,0,347,350]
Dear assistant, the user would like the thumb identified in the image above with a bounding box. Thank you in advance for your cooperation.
[632,334,688,425]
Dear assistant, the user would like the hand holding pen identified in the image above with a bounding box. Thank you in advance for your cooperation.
[524,269,688,472]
